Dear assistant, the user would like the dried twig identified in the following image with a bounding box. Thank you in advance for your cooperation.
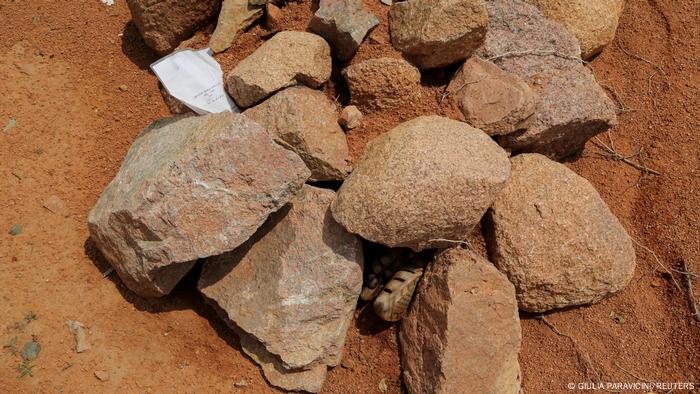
[102,267,115,278]
[613,362,653,383]
[598,83,637,114]
[631,238,682,292]
[428,238,473,249]
[681,259,700,322]
[487,49,583,63]
[592,133,661,176]
[616,42,666,76]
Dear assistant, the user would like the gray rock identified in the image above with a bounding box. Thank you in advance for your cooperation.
[476,0,617,159]
[88,113,310,297]
[226,31,332,108]
[484,153,636,312]
[126,0,221,55]
[209,0,263,53]
[309,0,380,61]
[199,185,363,390]
[331,115,510,251]
[389,0,489,68]
[400,248,522,394]
[244,86,352,181]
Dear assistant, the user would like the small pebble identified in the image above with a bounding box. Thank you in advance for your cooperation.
[94,370,110,381]
[378,378,388,393]
[21,341,41,361]
[4,117,16,132]
[9,224,22,236]
[338,105,363,130]
[118,84,128,92]
[381,0,392,5]
[234,378,249,388]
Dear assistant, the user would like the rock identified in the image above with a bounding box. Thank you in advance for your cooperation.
[342,57,422,112]
[264,3,283,31]
[447,57,536,136]
[88,113,310,297]
[400,248,522,394]
[525,0,626,59]
[9,223,22,236]
[94,370,110,382]
[476,0,617,159]
[226,31,332,108]
[43,195,66,214]
[209,0,263,53]
[309,0,380,61]
[484,153,636,312]
[199,185,363,389]
[338,105,363,130]
[389,0,488,68]
[244,86,352,181]
[331,115,510,251]
[158,82,195,115]
[66,320,91,353]
[126,0,221,55]
[21,341,41,361]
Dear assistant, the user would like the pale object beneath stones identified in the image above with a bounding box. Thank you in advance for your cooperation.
[66,320,90,353]
[338,105,363,130]
[389,0,489,68]
[484,153,636,312]
[476,0,617,159]
[88,113,309,297]
[244,86,352,181]
[209,0,263,53]
[309,0,380,61]
[226,31,332,107]
[199,185,362,390]
[331,115,510,251]
[447,57,536,136]
[400,248,522,394]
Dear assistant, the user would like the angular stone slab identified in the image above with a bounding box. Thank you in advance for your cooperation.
[484,153,636,312]
[88,113,310,297]
[244,86,352,181]
[342,57,422,112]
[309,0,380,61]
[400,248,522,394]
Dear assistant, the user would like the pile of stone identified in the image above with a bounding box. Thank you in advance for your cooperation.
[95,0,633,392]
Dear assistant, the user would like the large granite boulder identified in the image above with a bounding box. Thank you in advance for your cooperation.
[199,185,363,392]
[226,31,332,108]
[389,0,489,69]
[331,115,510,251]
[484,153,636,312]
[476,0,617,159]
[244,86,352,181]
[126,0,221,55]
[88,113,309,297]
[342,57,422,113]
[400,248,522,394]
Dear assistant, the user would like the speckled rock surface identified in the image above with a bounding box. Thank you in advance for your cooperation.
[400,248,522,394]
[88,113,310,297]
[331,115,510,251]
[126,0,220,55]
[477,0,617,159]
[484,153,636,312]
[309,0,379,61]
[209,0,262,53]
[226,31,332,108]
[244,86,352,181]
[525,0,626,59]
[199,185,363,391]
[447,57,536,136]
[389,0,488,68]
[342,57,422,113]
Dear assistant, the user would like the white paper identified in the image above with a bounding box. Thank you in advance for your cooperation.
[151,48,239,115]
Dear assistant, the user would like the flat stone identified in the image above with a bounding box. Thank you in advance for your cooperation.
[447,57,536,136]
[389,0,488,68]
[88,113,310,297]
[209,0,263,53]
[331,115,510,251]
[476,0,617,159]
[400,248,522,394]
[244,86,352,181]
[309,0,379,61]
[199,185,362,382]
[342,57,422,112]
[484,153,636,312]
[226,31,332,108]
[524,0,626,59]
[126,0,220,55]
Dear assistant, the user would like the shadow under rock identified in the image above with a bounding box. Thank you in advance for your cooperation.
[121,21,160,71]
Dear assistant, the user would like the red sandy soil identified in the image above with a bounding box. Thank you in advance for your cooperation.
[0,0,698,393]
